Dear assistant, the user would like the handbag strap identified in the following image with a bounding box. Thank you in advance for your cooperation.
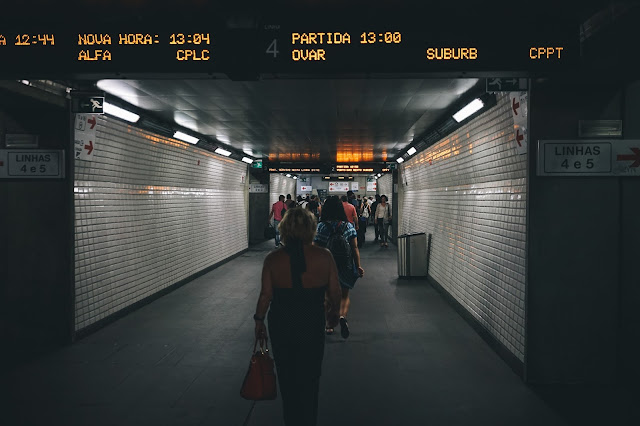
[253,336,270,354]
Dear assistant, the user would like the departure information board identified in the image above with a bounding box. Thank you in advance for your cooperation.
[0,12,579,78]
[266,162,391,174]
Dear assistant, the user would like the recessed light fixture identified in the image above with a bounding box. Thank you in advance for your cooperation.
[173,131,199,144]
[293,176,298,179]
[407,147,417,156]
[104,102,140,123]
[241,157,254,164]
[452,98,484,123]
[396,157,405,163]
[214,147,231,156]
[286,174,292,177]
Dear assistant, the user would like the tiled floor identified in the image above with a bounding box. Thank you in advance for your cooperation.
[3,231,638,425]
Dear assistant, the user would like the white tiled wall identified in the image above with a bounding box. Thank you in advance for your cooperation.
[74,116,248,331]
[376,174,393,207]
[399,93,526,361]
[269,174,296,212]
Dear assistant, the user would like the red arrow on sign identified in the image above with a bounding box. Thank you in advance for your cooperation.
[87,116,97,129]
[616,147,640,167]
[515,129,524,147]
[512,97,520,115]
[84,141,94,155]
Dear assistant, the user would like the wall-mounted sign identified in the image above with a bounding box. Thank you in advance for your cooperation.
[537,140,640,176]
[510,91,528,154]
[72,96,104,114]
[486,77,528,92]
[351,181,359,191]
[5,134,39,148]
[251,159,263,168]
[74,113,98,161]
[300,186,312,192]
[328,181,350,192]
[249,183,268,193]
[367,181,377,191]
[0,149,64,179]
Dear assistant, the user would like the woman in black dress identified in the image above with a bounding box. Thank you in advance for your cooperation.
[253,208,341,426]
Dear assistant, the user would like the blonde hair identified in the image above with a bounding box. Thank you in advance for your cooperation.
[278,207,317,244]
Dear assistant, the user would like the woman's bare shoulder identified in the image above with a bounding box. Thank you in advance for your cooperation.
[306,244,332,260]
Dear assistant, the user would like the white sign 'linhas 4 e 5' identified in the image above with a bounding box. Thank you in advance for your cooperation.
[537,140,640,176]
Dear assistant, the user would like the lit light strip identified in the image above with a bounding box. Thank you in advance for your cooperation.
[241,157,254,164]
[396,157,405,163]
[173,131,199,144]
[214,147,231,157]
[104,102,140,123]
[452,98,484,123]
[407,147,417,156]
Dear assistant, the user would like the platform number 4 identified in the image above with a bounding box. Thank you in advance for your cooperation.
[266,39,279,58]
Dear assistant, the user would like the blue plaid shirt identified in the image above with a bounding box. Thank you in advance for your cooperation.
[314,221,357,247]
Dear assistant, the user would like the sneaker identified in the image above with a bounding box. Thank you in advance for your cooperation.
[339,317,350,339]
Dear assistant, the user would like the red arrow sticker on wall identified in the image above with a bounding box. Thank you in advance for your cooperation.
[516,129,524,147]
[512,97,520,115]
[616,147,640,167]
[84,141,94,155]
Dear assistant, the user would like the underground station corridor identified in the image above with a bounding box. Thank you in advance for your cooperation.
[1,1,640,425]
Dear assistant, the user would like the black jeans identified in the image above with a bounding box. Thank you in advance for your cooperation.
[377,218,389,243]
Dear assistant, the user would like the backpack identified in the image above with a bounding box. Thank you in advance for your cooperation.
[361,203,370,219]
[279,202,286,217]
[325,221,358,287]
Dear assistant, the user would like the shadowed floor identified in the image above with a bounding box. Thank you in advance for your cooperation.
[4,231,637,426]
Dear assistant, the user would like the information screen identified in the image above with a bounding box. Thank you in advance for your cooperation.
[266,162,390,174]
[0,25,223,76]
[0,13,579,78]
[259,12,579,74]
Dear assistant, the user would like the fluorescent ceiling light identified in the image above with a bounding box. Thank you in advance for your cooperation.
[286,174,292,177]
[407,147,417,156]
[377,173,382,177]
[452,98,484,123]
[173,131,199,144]
[293,176,298,179]
[104,102,140,123]
[214,147,231,156]
[396,157,405,163]
[241,157,254,164]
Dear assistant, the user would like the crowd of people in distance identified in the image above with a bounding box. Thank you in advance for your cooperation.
[259,191,392,425]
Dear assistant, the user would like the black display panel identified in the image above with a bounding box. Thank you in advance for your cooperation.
[265,162,391,174]
[0,12,579,78]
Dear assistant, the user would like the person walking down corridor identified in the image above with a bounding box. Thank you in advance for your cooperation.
[314,196,364,339]
[375,195,392,248]
[371,194,381,242]
[253,208,341,426]
[268,195,288,248]
[341,195,359,231]
[285,193,295,209]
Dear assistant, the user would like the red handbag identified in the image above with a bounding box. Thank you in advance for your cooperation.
[240,337,277,400]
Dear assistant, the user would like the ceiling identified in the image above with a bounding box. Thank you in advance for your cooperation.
[24,0,631,164]
[96,78,480,163]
